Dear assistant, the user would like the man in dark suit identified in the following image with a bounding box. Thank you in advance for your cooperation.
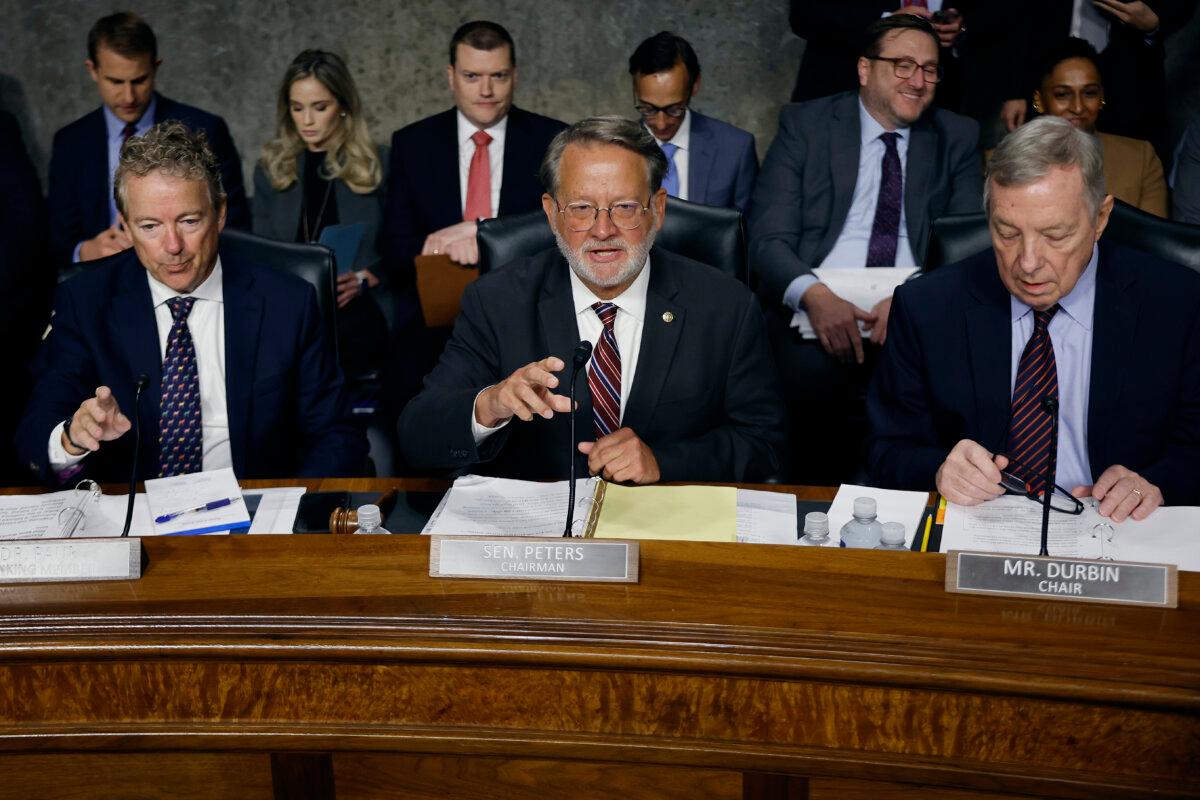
[750,14,981,483]
[47,12,248,272]
[399,117,786,483]
[627,31,758,213]
[18,122,363,484]
[869,116,1200,520]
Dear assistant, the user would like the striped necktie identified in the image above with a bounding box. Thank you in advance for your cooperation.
[1006,306,1060,493]
[588,302,622,438]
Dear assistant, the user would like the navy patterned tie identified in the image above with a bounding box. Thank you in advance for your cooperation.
[159,296,203,477]
[866,132,902,267]
[1006,306,1060,493]
[589,302,622,439]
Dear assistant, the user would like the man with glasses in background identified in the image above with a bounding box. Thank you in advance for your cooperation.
[628,31,758,212]
[749,14,981,485]
[868,116,1200,522]
[399,117,786,484]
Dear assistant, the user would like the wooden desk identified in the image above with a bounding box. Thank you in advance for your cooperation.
[0,479,1195,799]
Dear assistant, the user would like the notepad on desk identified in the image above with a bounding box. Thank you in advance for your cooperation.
[144,467,251,536]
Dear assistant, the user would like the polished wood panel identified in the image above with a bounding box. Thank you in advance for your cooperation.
[0,753,273,799]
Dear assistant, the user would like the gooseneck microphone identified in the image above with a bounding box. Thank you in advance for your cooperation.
[563,340,593,537]
[122,375,149,538]
[1038,395,1060,557]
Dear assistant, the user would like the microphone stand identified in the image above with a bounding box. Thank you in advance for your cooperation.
[122,375,149,538]
[564,342,592,537]
[1038,396,1059,557]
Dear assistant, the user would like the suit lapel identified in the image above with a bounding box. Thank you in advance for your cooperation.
[219,253,264,477]
[622,250,683,433]
[821,96,862,259]
[964,257,1013,452]
[687,113,713,205]
[87,109,111,234]
[537,256,592,461]
[433,109,463,224]
[109,256,163,475]
[904,120,935,257]
[1086,244,1136,479]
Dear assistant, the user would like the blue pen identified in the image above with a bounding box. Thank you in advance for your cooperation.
[155,497,237,524]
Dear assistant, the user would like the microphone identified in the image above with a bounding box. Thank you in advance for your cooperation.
[1037,395,1059,557]
[563,340,593,537]
[122,375,149,538]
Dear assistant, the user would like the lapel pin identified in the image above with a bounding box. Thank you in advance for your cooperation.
[662,311,674,324]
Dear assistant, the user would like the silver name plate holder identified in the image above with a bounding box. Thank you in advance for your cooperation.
[430,536,639,583]
[946,550,1177,608]
[0,538,143,584]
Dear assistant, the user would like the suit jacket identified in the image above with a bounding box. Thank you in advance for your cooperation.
[252,146,389,271]
[47,93,250,270]
[687,111,758,213]
[1100,133,1167,218]
[398,247,787,482]
[1174,118,1200,225]
[749,91,982,303]
[381,106,567,288]
[866,242,1200,504]
[16,247,366,484]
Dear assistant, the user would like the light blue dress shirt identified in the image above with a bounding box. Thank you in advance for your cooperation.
[1009,245,1098,490]
[784,99,918,310]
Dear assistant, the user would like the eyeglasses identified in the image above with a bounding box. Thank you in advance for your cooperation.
[554,200,651,232]
[999,461,1084,515]
[635,102,688,119]
[866,56,942,83]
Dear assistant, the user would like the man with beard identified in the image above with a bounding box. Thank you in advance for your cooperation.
[399,117,787,483]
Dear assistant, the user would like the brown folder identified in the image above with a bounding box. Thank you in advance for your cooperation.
[414,254,479,327]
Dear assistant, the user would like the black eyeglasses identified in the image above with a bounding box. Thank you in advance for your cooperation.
[866,56,942,83]
[999,459,1084,515]
[635,102,688,119]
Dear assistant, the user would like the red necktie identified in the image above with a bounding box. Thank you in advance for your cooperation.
[464,129,493,221]
[1006,306,1060,493]
[589,302,622,439]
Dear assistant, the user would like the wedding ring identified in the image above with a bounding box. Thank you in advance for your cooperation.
[432,249,440,254]
[1131,488,1144,498]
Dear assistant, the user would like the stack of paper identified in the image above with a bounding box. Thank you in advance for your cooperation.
[789,267,918,339]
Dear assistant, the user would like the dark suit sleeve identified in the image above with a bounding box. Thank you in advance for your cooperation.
[208,117,250,230]
[46,127,86,269]
[1173,119,1200,224]
[651,293,787,483]
[866,283,951,489]
[732,133,759,214]
[748,107,817,304]
[1135,302,1200,504]
[380,128,423,290]
[292,284,368,476]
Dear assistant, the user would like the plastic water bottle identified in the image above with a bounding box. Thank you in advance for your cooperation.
[875,522,908,550]
[840,497,883,548]
[353,504,390,535]
[798,512,830,546]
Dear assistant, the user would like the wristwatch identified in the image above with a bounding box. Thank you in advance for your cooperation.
[62,416,87,453]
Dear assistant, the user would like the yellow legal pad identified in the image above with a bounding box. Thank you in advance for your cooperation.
[590,483,737,542]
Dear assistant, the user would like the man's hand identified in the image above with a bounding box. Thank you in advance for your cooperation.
[474,357,572,428]
[78,223,133,262]
[1000,99,1027,132]
[935,439,1008,506]
[422,221,480,266]
[802,283,876,364]
[863,296,893,347]
[931,8,963,47]
[893,4,932,18]
[1094,0,1159,32]
[335,272,363,308]
[578,427,661,484]
[1072,466,1163,523]
[62,386,132,456]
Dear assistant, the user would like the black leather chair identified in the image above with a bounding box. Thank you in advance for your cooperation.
[927,200,1200,273]
[477,196,748,282]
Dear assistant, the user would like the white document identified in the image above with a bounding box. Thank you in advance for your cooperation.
[789,267,919,339]
[246,487,306,535]
[941,496,1200,571]
[736,488,798,545]
[827,484,928,548]
[0,490,153,540]
[144,467,251,536]
[422,475,597,537]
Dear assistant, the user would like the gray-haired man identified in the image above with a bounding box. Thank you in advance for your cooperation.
[867,116,1200,519]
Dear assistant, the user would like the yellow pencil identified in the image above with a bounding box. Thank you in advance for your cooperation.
[919,511,933,552]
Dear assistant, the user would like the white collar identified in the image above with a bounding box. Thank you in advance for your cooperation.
[647,108,692,151]
[146,257,225,307]
[857,96,909,147]
[1009,244,1098,332]
[456,108,509,147]
[569,253,652,320]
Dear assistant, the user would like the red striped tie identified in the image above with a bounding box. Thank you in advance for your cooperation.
[1006,306,1060,493]
[589,302,621,438]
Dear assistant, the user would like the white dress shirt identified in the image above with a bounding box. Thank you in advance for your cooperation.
[647,109,692,201]
[457,110,508,220]
[784,99,918,310]
[49,259,233,472]
[471,257,652,443]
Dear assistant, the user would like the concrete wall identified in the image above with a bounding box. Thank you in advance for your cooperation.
[2,1,1197,188]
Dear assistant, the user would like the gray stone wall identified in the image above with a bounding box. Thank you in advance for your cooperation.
[2,1,1196,188]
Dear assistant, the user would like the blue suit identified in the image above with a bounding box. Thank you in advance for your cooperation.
[686,111,758,213]
[16,246,365,483]
[867,242,1200,504]
[46,93,250,271]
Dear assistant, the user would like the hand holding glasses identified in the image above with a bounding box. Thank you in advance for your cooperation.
[998,461,1085,515]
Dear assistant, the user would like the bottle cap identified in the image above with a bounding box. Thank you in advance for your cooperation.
[802,511,829,536]
[852,497,877,518]
[881,522,906,546]
[357,504,381,531]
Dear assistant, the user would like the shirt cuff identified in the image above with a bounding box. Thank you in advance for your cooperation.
[470,386,511,445]
[72,241,85,263]
[783,274,820,312]
[49,421,88,471]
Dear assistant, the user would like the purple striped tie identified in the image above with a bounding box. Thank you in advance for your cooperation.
[589,302,622,438]
[1006,306,1060,493]
[866,132,902,267]
[159,296,203,477]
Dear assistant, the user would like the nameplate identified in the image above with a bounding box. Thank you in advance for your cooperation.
[429,536,638,583]
[0,538,142,584]
[945,551,1176,608]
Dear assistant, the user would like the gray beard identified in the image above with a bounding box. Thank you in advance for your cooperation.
[554,226,656,290]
